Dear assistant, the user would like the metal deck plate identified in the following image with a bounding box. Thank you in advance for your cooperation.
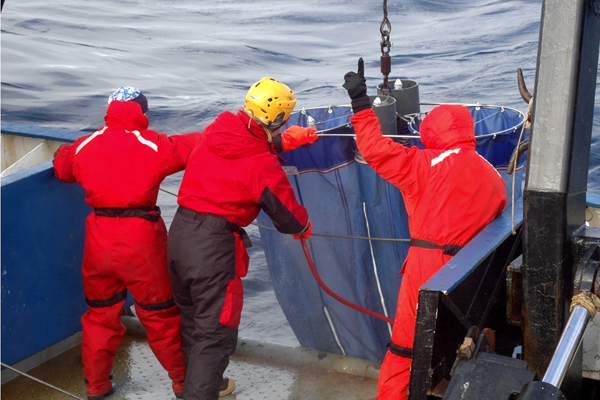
[1,334,378,400]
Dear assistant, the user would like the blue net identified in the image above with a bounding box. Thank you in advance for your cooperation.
[257,105,527,362]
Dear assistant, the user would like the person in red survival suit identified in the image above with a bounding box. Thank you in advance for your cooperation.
[168,77,315,400]
[342,60,507,400]
[52,86,205,400]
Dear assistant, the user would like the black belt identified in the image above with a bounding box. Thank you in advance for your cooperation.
[94,206,161,222]
[176,206,252,248]
[388,341,412,359]
[410,238,463,256]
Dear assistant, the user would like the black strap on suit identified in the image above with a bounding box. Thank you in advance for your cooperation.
[94,206,161,222]
[409,238,463,256]
[388,341,413,359]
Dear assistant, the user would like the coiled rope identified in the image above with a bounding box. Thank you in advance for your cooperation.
[570,292,600,321]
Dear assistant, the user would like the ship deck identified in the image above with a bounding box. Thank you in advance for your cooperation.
[1,332,379,400]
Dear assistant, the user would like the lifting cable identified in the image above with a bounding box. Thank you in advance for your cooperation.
[380,0,393,94]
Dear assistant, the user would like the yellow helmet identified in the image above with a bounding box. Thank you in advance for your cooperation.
[244,77,297,128]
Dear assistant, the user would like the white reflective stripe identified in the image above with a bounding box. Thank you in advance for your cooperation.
[431,148,461,167]
[75,126,108,155]
[129,130,158,152]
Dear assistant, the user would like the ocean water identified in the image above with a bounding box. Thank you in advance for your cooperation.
[2,0,599,346]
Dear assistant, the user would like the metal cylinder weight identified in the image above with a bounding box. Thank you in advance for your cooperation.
[368,94,397,137]
[377,79,420,132]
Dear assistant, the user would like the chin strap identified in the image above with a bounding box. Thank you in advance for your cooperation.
[244,108,275,143]
[263,126,274,144]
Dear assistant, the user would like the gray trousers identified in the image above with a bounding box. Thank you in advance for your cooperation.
[168,207,239,400]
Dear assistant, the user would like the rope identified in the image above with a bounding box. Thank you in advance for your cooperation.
[251,221,410,242]
[300,238,395,324]
[159,187,178,197]
[570,292,600,321]
[157,187,398,323]
[157,189,410,243]
[511,97,533,234]
[0,362,85,400]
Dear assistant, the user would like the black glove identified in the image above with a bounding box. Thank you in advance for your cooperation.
[343,58,371,113]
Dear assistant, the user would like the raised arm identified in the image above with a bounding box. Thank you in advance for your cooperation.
[157,131,203,179]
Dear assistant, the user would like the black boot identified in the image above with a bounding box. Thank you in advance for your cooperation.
[88,382,116,400]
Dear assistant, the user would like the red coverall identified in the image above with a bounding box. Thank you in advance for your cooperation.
[351,105,507,400]
[53,100,201,398]
[168,110,309,400]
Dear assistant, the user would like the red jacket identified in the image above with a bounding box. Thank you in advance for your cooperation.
[53,101,201,208]
[178,110,308,232]
[352,105,506,250]
[356,105,507,400]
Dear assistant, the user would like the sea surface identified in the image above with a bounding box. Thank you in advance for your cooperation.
[2,0,600,346]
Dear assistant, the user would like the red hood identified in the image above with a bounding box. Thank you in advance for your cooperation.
[419,104,476,150]
[206,110,271,159]
[104,101,149,131]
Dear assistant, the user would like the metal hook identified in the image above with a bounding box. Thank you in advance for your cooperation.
[517,68,533,104]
